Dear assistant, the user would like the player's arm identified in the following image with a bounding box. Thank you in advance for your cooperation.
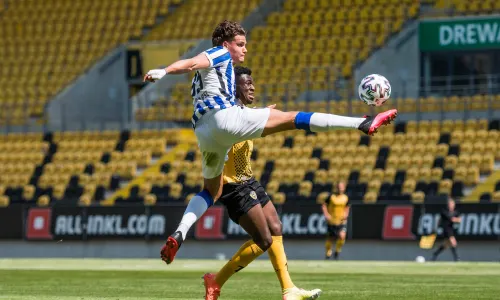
[343,205,350,224]
[452,216,461,223]
[321,203,332,222]
[143,53,210,82]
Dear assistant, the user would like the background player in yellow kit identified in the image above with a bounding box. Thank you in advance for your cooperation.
[203,66,321,300]
[321,182,350,260]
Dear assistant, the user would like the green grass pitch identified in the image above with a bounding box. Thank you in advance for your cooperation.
[0,259,499,299]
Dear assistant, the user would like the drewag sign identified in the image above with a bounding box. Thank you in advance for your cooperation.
[419,16,500,51]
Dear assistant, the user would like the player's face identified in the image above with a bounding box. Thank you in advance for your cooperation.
[236,74,255,105]
[338,182,346,194]
[223,35,247,64]
[448,200,455,211]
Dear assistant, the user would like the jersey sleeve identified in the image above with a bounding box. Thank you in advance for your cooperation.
[203,47,231,68]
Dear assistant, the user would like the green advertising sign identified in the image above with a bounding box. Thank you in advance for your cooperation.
[419,16,500,51]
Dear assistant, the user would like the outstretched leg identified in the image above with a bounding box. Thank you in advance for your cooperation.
[261,109,397,137]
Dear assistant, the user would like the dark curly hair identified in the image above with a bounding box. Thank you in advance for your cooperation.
[234,66,252,78]
[212,20,246,47]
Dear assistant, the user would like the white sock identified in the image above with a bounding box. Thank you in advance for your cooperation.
[309,113,365,132]
[175,190,213,240]
[294,112,365,133]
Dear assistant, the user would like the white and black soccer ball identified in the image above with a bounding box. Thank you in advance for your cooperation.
[358,74,391,106]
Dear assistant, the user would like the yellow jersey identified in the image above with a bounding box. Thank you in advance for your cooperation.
[223,140,253,184]
[325,193,350,226]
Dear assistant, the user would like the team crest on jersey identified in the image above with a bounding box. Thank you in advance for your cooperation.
[249,191,257,200]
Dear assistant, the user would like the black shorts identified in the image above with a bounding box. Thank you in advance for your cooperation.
[218,178,270,224]
[442,227,456,238]
[327,224,347,238]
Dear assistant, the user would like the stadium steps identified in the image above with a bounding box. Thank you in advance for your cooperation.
[136,0,186,39]
[101,129,195,205]
[465,170,500,202]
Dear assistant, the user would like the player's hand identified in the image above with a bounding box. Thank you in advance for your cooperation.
[267,104,276,109]
[143,69,167,82]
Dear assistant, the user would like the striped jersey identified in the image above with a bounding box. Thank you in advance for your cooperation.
[191,46,236,126]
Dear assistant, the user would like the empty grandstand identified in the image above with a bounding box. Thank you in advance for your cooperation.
[0,1,497,216]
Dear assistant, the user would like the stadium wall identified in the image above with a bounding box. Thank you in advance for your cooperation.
[47,46,130,131]
[0,240,498,262]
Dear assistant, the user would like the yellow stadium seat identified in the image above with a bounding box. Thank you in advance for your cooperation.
[316,191,330,204]
[445,155,458,169]
[419,168,432,183]
[492,191,500,203]
[78,194,92,207]
[23,185,36,201]
[169,183,183,199]
[272,192,286,205]
[144,194,157,206]
[438,179,453,195]
[368,179,382,194]
[363,191,377,203]
[0,195,9,207]
[402,180,416,194]
[299,181,313,197]
[466,168,480,186]
[412,191,425,203]
[480,155,495,173]
[458,154,471,167]
[431,168,443,181]
[37,195,50,207]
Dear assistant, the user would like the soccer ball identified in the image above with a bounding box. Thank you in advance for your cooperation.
[358,74,391,106]
[415,256,426,263]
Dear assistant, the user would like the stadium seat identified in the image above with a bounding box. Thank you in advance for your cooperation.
[0,195,9,207]
[0,0,175,125]
[492,191,500,202]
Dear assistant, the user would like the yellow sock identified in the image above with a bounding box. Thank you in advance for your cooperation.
[268,236,295,290]
[215,240,264,287]
[335,238,345,253]
[325,239,333,257]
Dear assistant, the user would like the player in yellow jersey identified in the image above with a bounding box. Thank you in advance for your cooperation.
[321,182,350,260]
[203,66,321,300]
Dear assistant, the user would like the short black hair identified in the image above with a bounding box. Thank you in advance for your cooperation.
[234,66,252,78]
[212,20,246,47]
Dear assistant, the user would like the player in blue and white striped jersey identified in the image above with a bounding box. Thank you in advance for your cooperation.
[144,20,398,269]
[190,45,237,125]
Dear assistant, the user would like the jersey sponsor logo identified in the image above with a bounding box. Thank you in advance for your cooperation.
[195,206,225,239]
[382,206,414,239]
[54,214,165,236]
[25,208,53,240]
[418,212,500,236]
